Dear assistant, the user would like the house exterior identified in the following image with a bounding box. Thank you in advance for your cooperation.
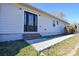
[75,24,79,33]
[71,24,79,33]
[0,3,69,41]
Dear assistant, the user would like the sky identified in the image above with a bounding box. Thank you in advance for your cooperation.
[31,3,79,24]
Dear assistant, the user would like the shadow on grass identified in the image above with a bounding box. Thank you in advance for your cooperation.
[0,40,37,56]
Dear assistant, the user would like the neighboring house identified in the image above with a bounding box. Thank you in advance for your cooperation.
[76,24,79,33]
[72,24,79,33]
[0,3,69,41]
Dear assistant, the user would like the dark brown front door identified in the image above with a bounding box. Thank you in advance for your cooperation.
[24,11,38,32]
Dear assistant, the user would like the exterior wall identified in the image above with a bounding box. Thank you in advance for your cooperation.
[0,34,22,41]
[0,4,24,41]
[0,4,24,33]
[38,15,65,36]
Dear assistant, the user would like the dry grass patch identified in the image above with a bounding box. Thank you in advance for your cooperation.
[74,48,79,56]
[42,34,79,56]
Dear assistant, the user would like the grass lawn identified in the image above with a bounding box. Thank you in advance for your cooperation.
[74,48,79,56]
[42,34,79,56]
[0,40,38,56]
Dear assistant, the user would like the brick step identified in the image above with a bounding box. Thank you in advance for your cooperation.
[23,33,41,39]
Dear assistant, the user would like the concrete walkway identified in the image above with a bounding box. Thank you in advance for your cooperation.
[25,34,77,52]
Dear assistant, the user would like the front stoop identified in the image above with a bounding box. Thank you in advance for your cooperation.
[23,33,41,40]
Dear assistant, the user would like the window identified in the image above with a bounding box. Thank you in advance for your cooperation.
[34,15,38,26]
[28,14,34,26]
[53,20,55,27]
[24,12,27,25]
[57,20,59,24]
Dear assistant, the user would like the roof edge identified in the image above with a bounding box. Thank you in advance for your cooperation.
[18,3,70,24]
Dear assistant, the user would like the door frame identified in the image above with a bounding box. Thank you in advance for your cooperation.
[24,11,38,32]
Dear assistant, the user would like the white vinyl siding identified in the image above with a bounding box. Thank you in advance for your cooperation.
[0,4,24,33]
